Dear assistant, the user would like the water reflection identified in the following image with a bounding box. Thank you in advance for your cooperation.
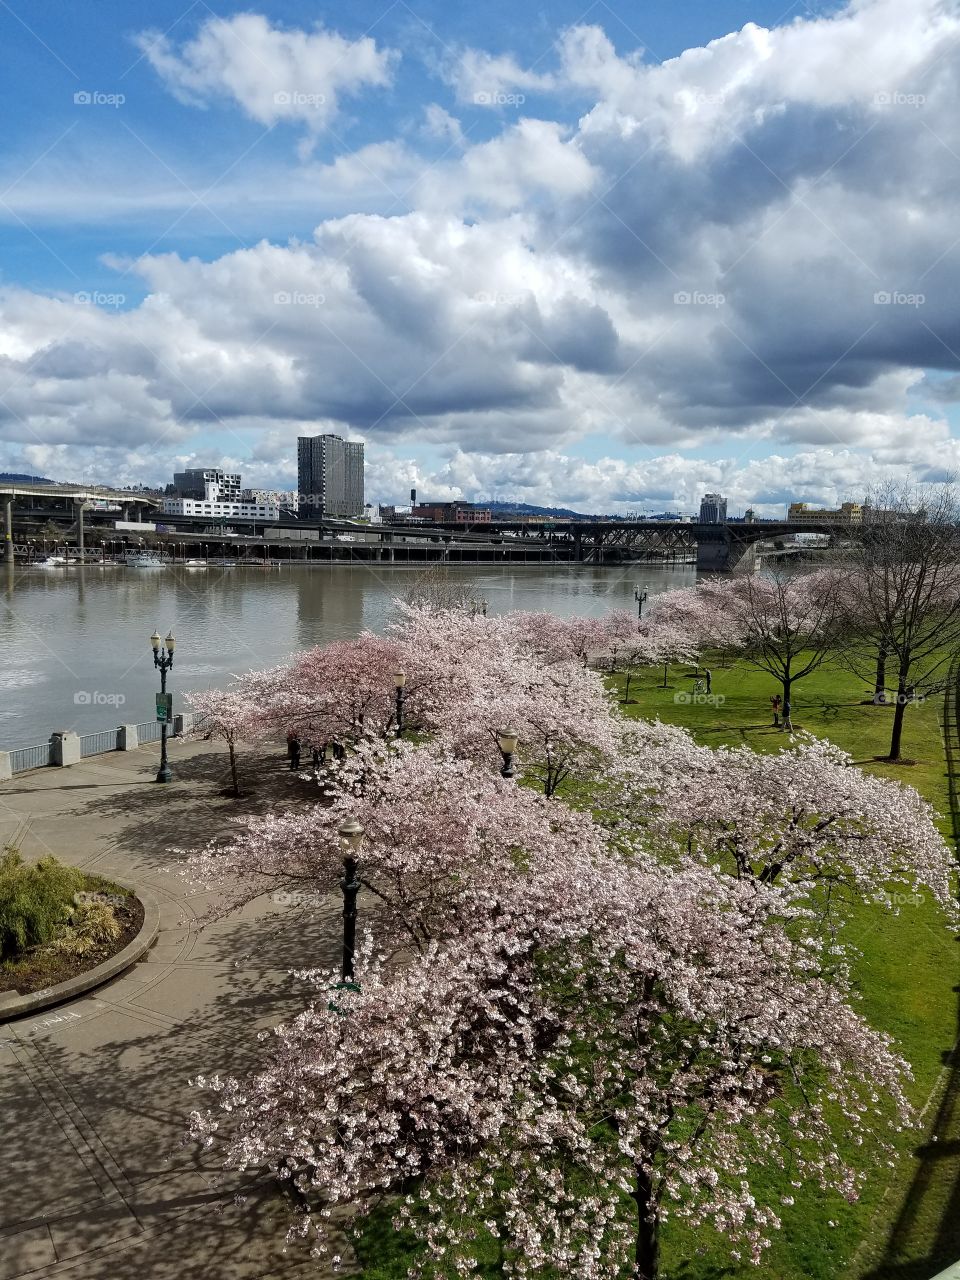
[0,563,695,749]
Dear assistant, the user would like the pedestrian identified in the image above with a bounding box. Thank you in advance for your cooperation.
[704,667,712,694]
[782,698,793,733]
[286,730,297,761]
[311,746,321,772]
[770,693,782,726]
[289,735,302,771]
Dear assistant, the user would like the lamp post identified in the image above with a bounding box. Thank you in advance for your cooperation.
[497,727,519,778]
[338,817,364,983]
[634,584,649,619]
[151,629,176,783]
[393,671,406,738]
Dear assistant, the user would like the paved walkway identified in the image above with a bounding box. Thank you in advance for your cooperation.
[0,739,356,1279]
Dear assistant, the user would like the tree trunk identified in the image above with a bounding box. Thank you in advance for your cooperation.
[874,642,888,703]
[888,677,909,761]
[228,740,241,798]
[622,671,633,704]
[662,662,668,688]
[633,1168,659,1280]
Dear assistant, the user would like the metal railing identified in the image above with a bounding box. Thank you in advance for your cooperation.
[9,742,53,773]
[4,712,203,775]
[79,728,120,757]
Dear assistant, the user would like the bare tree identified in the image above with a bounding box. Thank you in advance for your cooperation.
[726,568,846,714]
[841,482,960,762]
[401,563,487,615]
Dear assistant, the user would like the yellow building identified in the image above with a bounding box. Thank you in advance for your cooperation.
[788,501,863,525]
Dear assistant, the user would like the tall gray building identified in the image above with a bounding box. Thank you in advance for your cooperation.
[297,434,365,519]
[699,492,728,523]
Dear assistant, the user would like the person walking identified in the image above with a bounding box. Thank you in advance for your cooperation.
[770,693,782,726]
[289,735,302,771]
[782,698,793,733]
[704,668,712,694]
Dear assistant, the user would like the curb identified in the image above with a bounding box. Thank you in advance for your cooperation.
[0,883,160,1022]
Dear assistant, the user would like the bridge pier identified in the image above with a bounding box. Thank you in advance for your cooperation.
[3,497,11,561]
[696,531,759,574]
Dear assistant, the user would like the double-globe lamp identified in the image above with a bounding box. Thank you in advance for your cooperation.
[150,630,176,784]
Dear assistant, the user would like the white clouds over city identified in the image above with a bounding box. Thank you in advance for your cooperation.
[1,0,959,512]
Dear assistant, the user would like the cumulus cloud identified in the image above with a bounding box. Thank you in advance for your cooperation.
[444,48,556,106]
[2,0,960,515]
[135,14,396,146]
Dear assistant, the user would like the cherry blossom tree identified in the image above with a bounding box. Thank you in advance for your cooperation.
[187,684,263,798]
[607,719,957,919]
[838,484,960,760]
[181,738,608,938]
[189,849,912,1280]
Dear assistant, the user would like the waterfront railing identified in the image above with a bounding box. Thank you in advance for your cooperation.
[1,713,209,779]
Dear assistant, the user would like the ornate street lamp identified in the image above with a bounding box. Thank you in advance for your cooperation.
[497,727,519,778]
[151,630,176,784]
[338,817,364,982]
[393,671,406,738]
[634,584,649,619]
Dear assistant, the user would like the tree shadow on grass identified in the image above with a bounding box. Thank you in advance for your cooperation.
[863,660,960,1279]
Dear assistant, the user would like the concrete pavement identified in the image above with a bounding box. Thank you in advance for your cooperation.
[0,738,355,1279]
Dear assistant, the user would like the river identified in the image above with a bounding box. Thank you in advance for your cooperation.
[0,561,696,750]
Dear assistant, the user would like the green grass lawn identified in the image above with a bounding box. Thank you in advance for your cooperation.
[353,657,960,1280]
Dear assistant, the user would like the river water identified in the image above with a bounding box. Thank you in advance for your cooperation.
[0,561,696,750]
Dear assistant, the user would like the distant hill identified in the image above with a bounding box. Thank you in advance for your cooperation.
[485,500,593,519]
[0,472,53,484]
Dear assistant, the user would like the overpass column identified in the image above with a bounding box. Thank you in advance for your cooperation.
[3,497,12,561]
[74,501,85,556]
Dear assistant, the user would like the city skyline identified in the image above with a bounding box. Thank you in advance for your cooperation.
[1,0,958,516]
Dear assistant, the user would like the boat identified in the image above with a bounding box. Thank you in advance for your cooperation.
[36,554,68,567]
[123,550,164,568]
[182,559,208,569]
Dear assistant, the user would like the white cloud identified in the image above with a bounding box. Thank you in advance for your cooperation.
[2,0,960,518]
[135,14,396,145]
[444,48,556,106]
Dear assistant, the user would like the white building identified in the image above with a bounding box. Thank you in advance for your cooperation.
[162,497,280,521]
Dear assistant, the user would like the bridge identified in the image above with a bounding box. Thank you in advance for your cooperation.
[1,481,852,571]
[1,482,157,560]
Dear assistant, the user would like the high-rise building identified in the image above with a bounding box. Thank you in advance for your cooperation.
[172,468,242,502]
[297,434,364,518]
[699,492,728,523]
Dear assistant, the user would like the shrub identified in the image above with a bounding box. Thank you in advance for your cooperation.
[55,901,122,957]
[0,848,86,961]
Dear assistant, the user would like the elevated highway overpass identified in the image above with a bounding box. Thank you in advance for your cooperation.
[2,482,854,571]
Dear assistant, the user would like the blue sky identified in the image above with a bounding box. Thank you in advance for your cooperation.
[0,0,956,513]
